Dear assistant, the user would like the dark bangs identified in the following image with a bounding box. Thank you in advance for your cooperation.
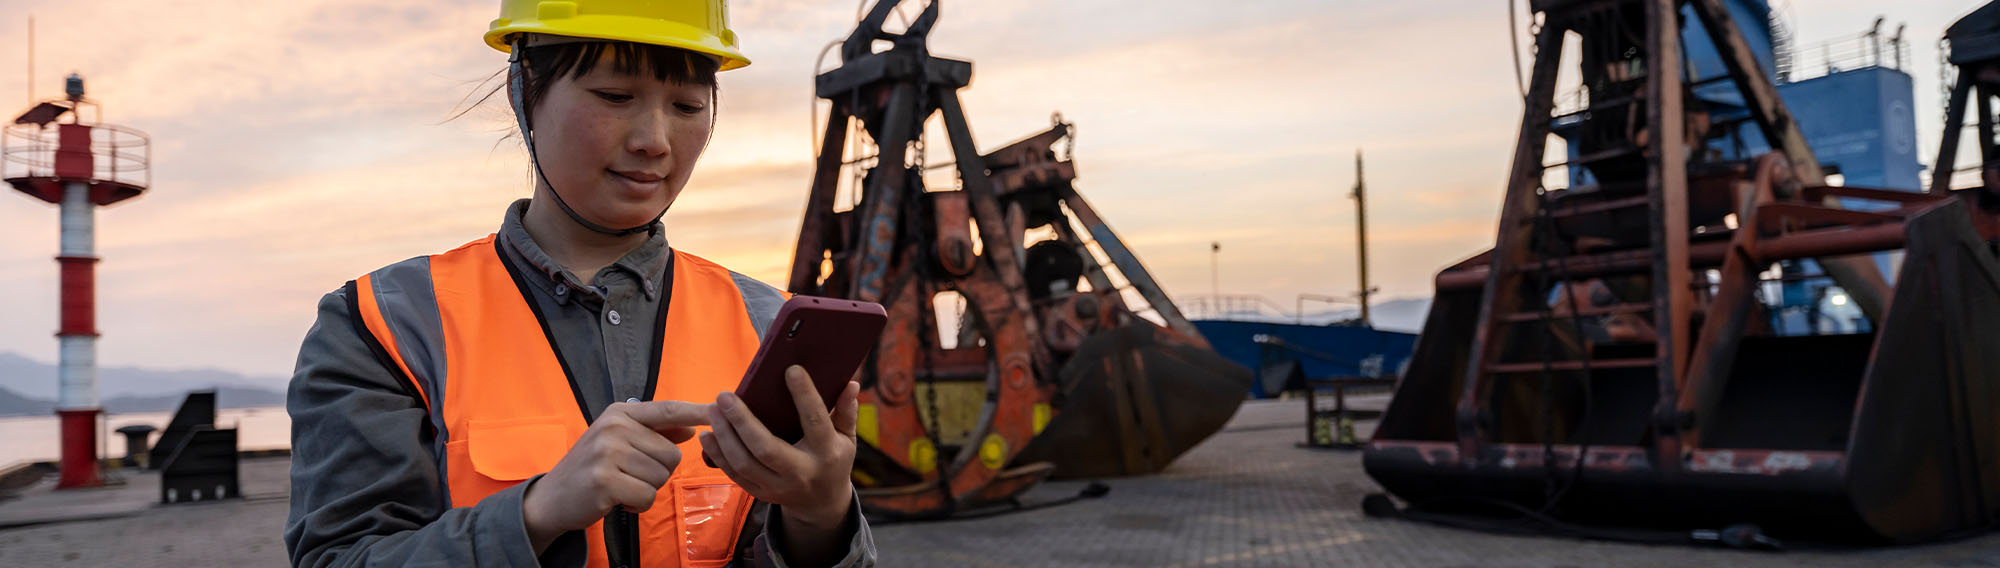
[516,41,721,113]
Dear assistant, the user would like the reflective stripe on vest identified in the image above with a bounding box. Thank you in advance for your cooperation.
[350,234,787,568]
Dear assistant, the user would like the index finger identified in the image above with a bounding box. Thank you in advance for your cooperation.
[620,400,712,434]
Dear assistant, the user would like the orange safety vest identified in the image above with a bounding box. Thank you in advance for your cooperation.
[347,235,784,567]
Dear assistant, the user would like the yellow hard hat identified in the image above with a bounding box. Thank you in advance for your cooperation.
[485,0,750,71]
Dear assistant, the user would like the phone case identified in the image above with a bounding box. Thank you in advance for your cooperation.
[731,295,887,443]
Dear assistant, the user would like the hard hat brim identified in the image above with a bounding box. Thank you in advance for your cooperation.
[486,15,750,71]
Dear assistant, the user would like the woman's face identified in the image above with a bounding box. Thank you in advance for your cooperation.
[529,51,713,229]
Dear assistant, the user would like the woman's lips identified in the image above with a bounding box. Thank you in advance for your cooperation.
[608,169,666,195]
[610,169,665,183]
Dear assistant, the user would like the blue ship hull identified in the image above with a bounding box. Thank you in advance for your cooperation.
[1191,320,1416,398]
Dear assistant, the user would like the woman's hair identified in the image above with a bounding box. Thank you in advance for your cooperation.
[515,41,721,115]
[459,41,721,124]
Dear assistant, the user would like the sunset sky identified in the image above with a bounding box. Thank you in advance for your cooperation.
[0,0,1984,382]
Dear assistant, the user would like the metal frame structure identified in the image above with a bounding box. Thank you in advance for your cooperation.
[1365,0,2000,541]
[790,1,1249,518]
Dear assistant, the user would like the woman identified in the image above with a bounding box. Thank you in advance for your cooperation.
[284,2,874,566]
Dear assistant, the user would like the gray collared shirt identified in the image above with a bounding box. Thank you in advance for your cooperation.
[496,198,672,416]
[285,199,875,567]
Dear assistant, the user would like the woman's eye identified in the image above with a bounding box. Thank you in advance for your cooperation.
[592,90,633,103]
[675,103,707,114]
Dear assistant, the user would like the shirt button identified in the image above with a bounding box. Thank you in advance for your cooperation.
[607,310,622,325]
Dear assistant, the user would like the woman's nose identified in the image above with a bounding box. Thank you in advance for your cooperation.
[628,109,672,158]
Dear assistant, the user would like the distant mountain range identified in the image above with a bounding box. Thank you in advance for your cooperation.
[0,384,52,416]
[0,352,287,417]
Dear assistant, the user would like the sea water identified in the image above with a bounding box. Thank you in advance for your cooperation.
[0,406,291,468]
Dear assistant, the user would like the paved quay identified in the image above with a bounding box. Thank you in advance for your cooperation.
[0,458,292,566]
[3,398,1998,566]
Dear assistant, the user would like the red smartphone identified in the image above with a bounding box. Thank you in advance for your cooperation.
[730,295,887,444]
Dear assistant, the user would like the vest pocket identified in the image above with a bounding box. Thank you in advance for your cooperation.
[670,475,752,567]
[445,416,573,507]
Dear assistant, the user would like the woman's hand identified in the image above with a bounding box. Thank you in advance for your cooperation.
[521,400,710,553]
[700,365,860,560]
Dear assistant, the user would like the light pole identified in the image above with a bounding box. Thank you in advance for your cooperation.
[1210,241,1221,315]
[1352,150,1376,327]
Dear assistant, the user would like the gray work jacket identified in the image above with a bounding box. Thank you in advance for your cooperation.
[284,199,876,567]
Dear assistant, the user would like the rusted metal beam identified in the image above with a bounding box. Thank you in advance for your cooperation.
[1648,0,1694,468]
[1456,21,1570,459]
[1756,221,1920,259]
[1056,187,1209,348]
[816,52,973,99]
[849,83,923,303]
[1816,255,1894,324]
[1048,209,1118,295]
[1755,203,1902,231]
[1982,85,1996,166]
[1487,358,1656,373]
[1932,78,1975,193]
[1369,440,1847,479]
[1679,157,1781,450]
[989,161,1075,195]
[1500,301,1652,322]
[980,123,1068,170]
[1435,217,1929,291]
[1806,185,1951,203]
[1550,195,1651,219]
[839,0,937,63]
[788,102,852,294]
[936,92,1034,316]
[1688,0,1822,185]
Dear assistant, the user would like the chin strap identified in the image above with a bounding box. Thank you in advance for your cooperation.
[510,38,665,237]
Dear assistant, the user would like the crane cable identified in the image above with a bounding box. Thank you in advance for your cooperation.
[1509,0,1528,99]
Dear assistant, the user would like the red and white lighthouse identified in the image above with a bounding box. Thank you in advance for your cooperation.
[5,73,150,489]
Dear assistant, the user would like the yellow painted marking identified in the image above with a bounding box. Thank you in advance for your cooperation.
[851,469,877,486]
[979,433,1008,470]
[857,403,878,447]
[1033,403,1052,434]
[909,438,938,475]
